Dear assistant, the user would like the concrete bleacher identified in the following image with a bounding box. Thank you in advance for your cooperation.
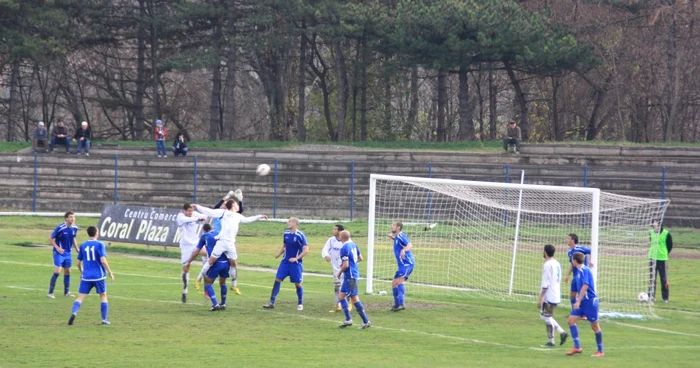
[0,143,696,226]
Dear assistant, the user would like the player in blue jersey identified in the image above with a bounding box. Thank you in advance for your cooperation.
[263,217,309,311]
[389,221,414,311]
[563,233,594,313]
[337,230,371,329]
[68,226,115,325]
[48,211,79,298]
[566,252,604,357]
[185,223,230,311]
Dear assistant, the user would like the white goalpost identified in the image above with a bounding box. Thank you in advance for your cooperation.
[366,174,669,317]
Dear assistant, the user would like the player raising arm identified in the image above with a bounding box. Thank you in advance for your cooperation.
[337,230,371,329]
[566,252,604,357]
[192,201,267,291]
[68,226,115,326]
[176,203,207,303]
[210,189,244,294]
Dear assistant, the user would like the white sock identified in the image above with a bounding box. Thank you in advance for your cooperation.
[182,272,189,293]
[197,265,205,281]
[550,318,565,334]
[200,262,212,280]
[230,267,237,287]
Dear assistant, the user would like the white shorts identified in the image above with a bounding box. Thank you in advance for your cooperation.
[211,239,237,261]
[180,244,197,265]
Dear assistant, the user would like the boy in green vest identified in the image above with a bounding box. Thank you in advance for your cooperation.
[649,219,673,303]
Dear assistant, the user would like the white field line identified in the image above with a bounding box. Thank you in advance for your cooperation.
[5,283,700,352]
[4,258,700,345]
[613,322,700,338]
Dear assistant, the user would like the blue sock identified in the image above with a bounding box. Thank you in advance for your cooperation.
[570,325,580,349]
[100,302,108,321]
[296,286,304,305]
[64,275,70,295]
[49,273,59,294]
[397,284,406,306]
[71,301,82,315]
[270,281,281,304]
[355,301,369,324]
[570,297,576,310]
[220,284,227,305]
[595,331,603,353]
[340,299,351,321]
[205,284,218,306]
[392,287,399,307]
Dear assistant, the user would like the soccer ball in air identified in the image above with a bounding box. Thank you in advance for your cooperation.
[637,292,649,303]
[256,164,271,176]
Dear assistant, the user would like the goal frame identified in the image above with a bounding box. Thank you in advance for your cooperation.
[365,174,601,294]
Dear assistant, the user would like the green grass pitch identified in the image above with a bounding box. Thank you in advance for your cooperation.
[1,216,699,367]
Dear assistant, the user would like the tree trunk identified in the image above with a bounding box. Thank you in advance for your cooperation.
[296,25,307,142]
[320,79,335,141]
[209,22,223,141]
[407,65,419,139]
[148,0,161,123]
[307,36,333,141]
[551,76,561,141]
[360,40,368,141]
[271,56,288,141]
[488,68,497,140]
[505,63,528,140]
[475,68,484,140]
[457,66,474,141]
[209,64,222,140]
[664,11,679,142]
[5,58,20,141]
[222,3,237,141]
[585,73,614,141]
[334,40,348,141]
[436,71,447,142]
[134,0,147,140]
[383,65,392,137]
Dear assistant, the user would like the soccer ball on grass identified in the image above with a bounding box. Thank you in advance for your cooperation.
[637,292,649,303]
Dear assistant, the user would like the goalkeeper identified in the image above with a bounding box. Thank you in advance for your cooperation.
[649,219,672,303]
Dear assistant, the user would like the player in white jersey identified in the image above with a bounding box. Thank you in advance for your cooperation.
[176,203,207,303]
[192,200,267,282]
[321,224,352,313]
[538,244,568,347]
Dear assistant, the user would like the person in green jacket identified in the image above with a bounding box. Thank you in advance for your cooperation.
[649,219,673,303]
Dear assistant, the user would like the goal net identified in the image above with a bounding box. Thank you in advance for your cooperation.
[367,174,670,317]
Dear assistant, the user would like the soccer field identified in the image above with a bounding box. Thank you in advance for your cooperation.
[1,218,699,367]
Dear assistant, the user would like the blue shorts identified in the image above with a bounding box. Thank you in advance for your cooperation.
[570,271,578,292]
[394,264,414,280]
[276,262,303,283]
[78,279,106,294]
[206,262,230,280]
[340,278,359,296]
[53,252,72,268]
[571,298,599,323]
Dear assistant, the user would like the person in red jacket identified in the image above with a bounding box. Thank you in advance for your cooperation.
[155,119,167,158]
